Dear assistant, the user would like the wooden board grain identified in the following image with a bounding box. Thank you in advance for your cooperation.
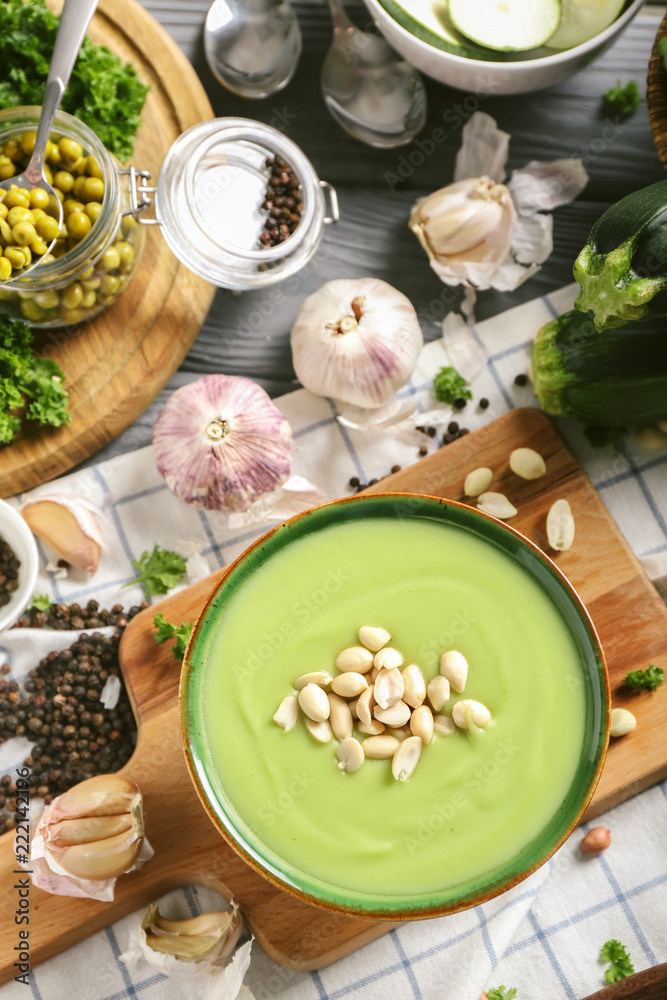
[0,0,216,498]
[581,962,667,1000]
[0,408,666,983]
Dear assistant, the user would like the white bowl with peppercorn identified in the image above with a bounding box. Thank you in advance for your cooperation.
[0,499,39,632]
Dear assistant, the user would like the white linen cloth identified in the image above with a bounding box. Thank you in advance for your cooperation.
[0,284,665,1000]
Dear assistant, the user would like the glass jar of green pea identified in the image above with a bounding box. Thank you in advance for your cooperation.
[0,107,145,328]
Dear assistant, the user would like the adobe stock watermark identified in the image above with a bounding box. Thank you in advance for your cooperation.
[383,84,502,192]
[257,769,315,826]
[233,566,351,682]
[403,736,522,856]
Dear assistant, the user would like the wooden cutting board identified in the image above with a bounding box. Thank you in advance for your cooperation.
[0,408,666,984]
[0,0,216,499]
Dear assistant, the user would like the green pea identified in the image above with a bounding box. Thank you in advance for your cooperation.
[99,274,120,296]
[66,212,92,240]
[61,282,83,310]
[82,176,104,202]
[35,216,61,242]
[100,246,121,272]
[115,241,134,267]
[54,170,75,194]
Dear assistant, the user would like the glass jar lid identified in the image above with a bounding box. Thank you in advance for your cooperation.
[154,118,337,290]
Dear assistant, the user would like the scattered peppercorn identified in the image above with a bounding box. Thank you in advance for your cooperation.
[259,156,302,248]
[418,446,428,457]
[0,600,148,834]
[453,397,467,410]
[391,465,401,474]
[514,373,528,387]
[14,598,139,631]
[348,477,360,489]
[0,536,20,609]
[448,421,459,435]
[479,398,489,410]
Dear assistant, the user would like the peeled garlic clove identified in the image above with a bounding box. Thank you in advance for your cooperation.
[509,447,546,480]
[20,494,104,573]
[546,499,575,552]
[358,625,391,652]
[452,699,492,730]
[290,278,423,409]
[153,374,292,513]
[464,467,493,497]
[439,650,468,693]
[610,707,636,737]
[476,492,518,520]
[40,774,144,881]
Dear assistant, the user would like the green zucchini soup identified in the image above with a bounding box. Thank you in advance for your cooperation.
[182,496,607,917]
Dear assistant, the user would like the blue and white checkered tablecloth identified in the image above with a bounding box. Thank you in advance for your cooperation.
[1,284,666,1000]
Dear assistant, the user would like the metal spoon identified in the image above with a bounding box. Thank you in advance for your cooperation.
[204,0,302,100]
[321,0,427,148]
[0,0,99,283]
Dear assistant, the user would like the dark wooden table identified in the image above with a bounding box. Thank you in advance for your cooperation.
[91,1,666,460]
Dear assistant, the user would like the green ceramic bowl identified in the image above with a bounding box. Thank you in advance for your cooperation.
[181,493,609,919]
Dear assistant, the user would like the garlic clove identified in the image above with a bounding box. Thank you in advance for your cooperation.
[45,813,133,848]
[39,774,145,881]
[53,826,144,880]
[20,494,104,573]
[142,902,242,963]
[290,278,423,409]
[47,774,140,821]
[153,374,293,513]
[410,176,517,290]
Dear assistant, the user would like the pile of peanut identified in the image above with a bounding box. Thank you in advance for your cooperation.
[273,626,492,782]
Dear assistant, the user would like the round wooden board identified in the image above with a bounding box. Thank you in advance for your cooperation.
[0,0,216,499]
[647,11,667,171]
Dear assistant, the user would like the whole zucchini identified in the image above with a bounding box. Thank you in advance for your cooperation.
[532,309,667,426]
[574,180,667,331]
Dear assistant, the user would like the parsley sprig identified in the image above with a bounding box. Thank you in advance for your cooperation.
[153,613,194,660]
[124,545,187,597]
[488,988,517,1000]
[0,315,70,446]
[0,0,149,161]
[604,80,640,116]
[433,365,472,405]
[29,593,52,613]
[624,665,664,693]
[600,939,634,983]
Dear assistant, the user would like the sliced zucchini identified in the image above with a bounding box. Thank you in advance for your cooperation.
[379,0,512,60]
[547,0,625,51]
[448,0,561,52]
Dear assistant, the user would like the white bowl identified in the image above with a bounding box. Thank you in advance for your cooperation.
[364,0,646,95]
[0,499,39,632]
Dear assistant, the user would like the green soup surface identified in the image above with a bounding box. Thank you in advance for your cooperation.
[192,515,589,906]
